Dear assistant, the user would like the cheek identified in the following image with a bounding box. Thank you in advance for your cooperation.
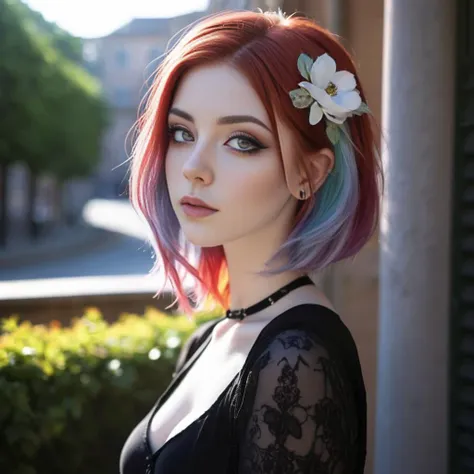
[164,150,180,195]
[223,157,289,214]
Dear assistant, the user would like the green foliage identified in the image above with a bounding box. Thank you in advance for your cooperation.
[0,308,220,474]
[14,0,83,63]
[0,0,107,179]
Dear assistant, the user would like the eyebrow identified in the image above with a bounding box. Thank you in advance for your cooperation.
[169,107,272,133]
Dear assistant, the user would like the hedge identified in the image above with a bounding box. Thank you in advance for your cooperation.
[0,307,220,474]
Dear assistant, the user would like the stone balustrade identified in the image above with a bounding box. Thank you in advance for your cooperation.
[0,275,178,325]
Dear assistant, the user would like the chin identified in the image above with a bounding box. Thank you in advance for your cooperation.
[180,226,224,248]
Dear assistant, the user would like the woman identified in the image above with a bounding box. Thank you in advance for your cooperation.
[120,9,381,474]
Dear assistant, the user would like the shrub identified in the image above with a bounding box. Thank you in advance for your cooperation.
[0,307,220,474]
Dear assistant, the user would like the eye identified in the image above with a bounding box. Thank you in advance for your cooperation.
[225,133,266,155]
[168,125,194,143]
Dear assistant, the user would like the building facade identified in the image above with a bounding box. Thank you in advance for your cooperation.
[84,11,207,198]
[83,0,272,197]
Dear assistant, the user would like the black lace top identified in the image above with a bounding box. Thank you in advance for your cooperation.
[120,304,366,474]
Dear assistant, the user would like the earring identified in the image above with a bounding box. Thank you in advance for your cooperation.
[299,189,306,200]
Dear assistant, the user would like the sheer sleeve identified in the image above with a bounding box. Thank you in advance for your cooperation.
[238,329,359,474]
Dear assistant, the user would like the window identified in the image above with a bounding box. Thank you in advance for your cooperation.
[115,48,128,68]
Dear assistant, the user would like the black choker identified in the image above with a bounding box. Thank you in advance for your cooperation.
[225,275,314,321]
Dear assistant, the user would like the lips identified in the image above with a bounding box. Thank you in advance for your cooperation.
[179,195,218,218]
[179,196,218,211]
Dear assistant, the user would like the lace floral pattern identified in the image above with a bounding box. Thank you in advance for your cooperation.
[238,330,358,474]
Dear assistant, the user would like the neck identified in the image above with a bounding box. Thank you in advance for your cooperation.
[223,226,305,311]
[227,269,307,311]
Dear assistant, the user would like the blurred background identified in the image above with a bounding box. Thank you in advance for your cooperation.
[0,0,465,473]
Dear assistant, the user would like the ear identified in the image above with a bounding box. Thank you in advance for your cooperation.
[284,147,335,200]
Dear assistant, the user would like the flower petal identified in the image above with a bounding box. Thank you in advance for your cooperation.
[298,81,323,100]
[323,110,348,124]
[309,102,323,125]
[310,53,336,89]
[333,90,362,111]
[332,71,357,92]
[300,81,349,115]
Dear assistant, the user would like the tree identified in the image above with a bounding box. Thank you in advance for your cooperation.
[0,0,107,244]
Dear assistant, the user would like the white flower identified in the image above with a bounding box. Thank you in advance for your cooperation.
[298,53,362,125]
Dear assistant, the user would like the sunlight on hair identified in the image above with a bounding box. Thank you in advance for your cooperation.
[128,10,382,315]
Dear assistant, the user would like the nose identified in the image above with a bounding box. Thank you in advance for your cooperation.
[182,148,214,185]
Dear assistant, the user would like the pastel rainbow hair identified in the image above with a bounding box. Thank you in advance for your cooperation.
[129,10,382,315]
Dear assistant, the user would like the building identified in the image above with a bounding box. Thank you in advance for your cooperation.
[83,11,207,198]
[82,0,269,198]
[83,0,268,197]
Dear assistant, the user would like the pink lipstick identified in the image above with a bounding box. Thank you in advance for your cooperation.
[179,195,218,218]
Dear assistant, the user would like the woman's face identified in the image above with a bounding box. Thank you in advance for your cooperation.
[165,63,299,248]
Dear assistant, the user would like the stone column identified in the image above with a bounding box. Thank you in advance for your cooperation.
[264,0,283,9]
[326,0,346,37]
[374,1,455,473]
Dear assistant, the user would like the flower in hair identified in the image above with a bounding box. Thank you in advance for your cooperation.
[289,53,370,144]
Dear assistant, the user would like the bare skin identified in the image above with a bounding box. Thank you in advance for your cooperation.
[149,63,335,451]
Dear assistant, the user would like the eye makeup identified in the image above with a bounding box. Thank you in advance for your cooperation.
[224,131,268,155]
[168,125,194,143]
[167,124,269,156]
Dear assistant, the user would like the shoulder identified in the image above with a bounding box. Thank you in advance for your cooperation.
[239,324,361,414]
[256,304,362,372]
[236,331,364,473]
[241,326,361,420]
[264,327,325,352]
[249,328,336,380]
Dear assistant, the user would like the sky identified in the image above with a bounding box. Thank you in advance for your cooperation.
[24,0,210,38]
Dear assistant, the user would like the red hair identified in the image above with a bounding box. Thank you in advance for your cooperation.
[130,11,382,314]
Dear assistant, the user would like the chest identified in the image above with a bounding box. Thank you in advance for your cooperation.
[148,326,254,452]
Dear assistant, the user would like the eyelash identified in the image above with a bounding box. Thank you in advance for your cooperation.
[167,125,267,155]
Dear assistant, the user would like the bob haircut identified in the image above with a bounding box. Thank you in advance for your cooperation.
[129,10,382,315]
